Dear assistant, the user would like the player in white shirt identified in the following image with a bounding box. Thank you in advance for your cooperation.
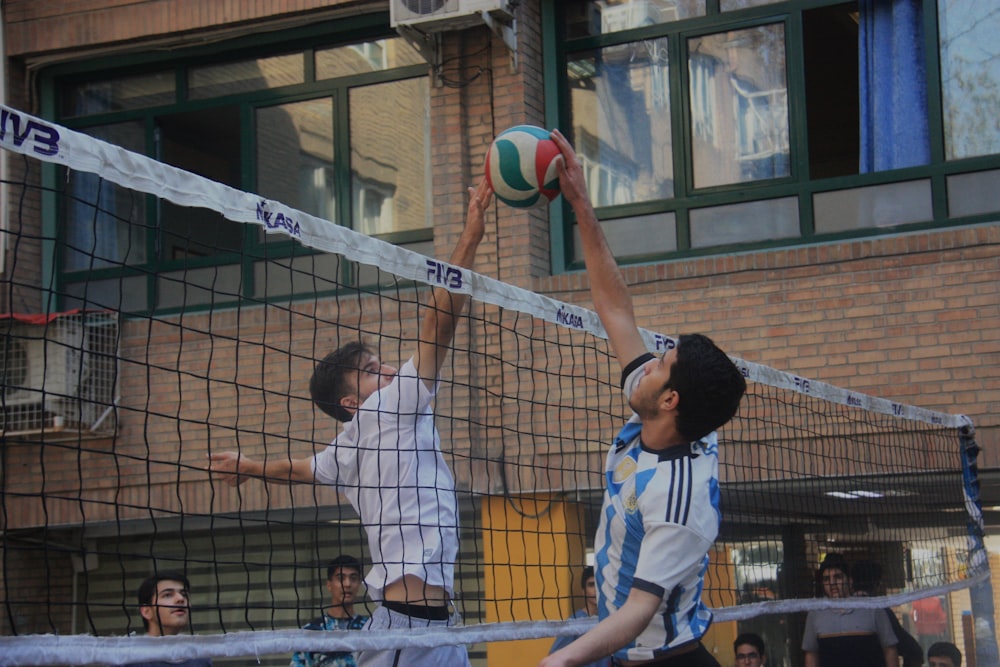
[541,131,746,667]
[210,178,493,667]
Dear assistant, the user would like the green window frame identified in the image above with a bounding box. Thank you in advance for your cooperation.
[542,0,1000,270]
[38,13,430,314]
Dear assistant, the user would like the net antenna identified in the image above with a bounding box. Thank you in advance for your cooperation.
[0,105,993,666]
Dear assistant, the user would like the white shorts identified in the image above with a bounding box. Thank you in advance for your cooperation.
[356,603,470,667]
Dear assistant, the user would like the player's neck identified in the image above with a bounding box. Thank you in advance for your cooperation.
[640,417,686,451]
[327,604,355,619]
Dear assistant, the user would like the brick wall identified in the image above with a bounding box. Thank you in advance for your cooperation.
[1,0,998,641]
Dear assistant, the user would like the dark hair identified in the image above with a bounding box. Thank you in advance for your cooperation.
[927,642,962,667]
[851,559,883,595]
[310,341,372,423]
[579,565,595,590]
[734,632,766,657]
[818,552,850,578]
[669,334,746,441]
[137,571,190,631]
[326,554,362,580]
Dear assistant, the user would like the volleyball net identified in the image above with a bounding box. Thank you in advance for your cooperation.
[0,104,992,666]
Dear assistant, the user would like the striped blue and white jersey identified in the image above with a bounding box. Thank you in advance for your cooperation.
[594,353,721,662]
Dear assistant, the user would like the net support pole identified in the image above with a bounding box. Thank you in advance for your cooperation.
[960,423,999,666]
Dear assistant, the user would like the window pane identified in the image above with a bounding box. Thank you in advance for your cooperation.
[349,77,430,235]
[803,3,859,178]
[64,123,148,271]
[572,213,677,261]
[813,180,932,233]
[316,38,424,79]
[690,197,798,248]
[156,108,244,259]
[256,99,335,229]
[721,0,783,10]
[568,39,673,207]
[938,0,1000,160]
[688,25,789,189]
[564,0,705,38]
[61,71,175,118]
[947,169,1000,218]
[188,54,304,99]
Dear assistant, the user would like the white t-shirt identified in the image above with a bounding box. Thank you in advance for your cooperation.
[311,357,459,601]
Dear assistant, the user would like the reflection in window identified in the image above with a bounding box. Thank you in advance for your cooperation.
[188,53,304,99]
[256,99,335,228]
[720,0,783,9]
[61,71,175,117]
[688,25,789,189]
[563,0,705,38]
[65,123,148,271]
[156,108,244,260]
[939,0,1000,160]
[316,38,423,79]
[568,38,674,207]
[349,78,429,235]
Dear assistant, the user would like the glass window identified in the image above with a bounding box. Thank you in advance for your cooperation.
[256,99,335,223]
[567,38,674,207]
[155,107,245,261]
[690,197,798,247]
[721,0,783,10]
[53,30,429,312]
[688,24,789,189]
[553,0,1000,265]
[188,53,305,99]
[564,0,706,38]
[61,71,175,117]
[349,77,430,235]
[64,122,148,271]
[316,37,424,79]
[938,0,1000,160]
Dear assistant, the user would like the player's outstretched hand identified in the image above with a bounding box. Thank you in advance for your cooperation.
[550,129,589,210]
[208,451,254,487]
[466,177,492,238]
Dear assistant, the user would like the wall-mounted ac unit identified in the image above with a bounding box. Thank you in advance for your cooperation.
[0,312,118,437]
[391,0,515,32]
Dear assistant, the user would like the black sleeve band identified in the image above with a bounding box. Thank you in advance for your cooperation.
[621,352,656,389]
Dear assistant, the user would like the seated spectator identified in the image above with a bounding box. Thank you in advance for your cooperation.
[734,632,766,667]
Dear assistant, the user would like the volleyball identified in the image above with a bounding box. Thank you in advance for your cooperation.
[485,125,562,208]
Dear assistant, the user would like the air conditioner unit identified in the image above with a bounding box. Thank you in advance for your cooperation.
[391,0,514,32]
[0,312,118,436]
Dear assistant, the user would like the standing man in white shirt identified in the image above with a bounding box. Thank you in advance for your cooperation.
[210,178,492,667]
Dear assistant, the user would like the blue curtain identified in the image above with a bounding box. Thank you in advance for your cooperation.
[858,0,930,172]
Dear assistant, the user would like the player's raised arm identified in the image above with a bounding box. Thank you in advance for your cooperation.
[208,451,314,486]
[413,178,491,383]
[551,129,647,372]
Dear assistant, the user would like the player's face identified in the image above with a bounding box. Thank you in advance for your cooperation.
[326,567,362,609]
[821,568,850,598]
[583,575,597,615]
[928,658,956,667]
[735,643,764,667]
[141,579,190,637]
[353,353,397,404]
[628,348,678,418]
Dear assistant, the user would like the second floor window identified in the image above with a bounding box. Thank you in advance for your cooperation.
[49,19,429,313]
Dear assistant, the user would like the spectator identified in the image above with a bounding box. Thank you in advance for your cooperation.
[802,553,898,667]
[913,597,949,653]
[124,572,211,667]
[548,566,610,667]
[734,633,766,667]
[292,555,369,667]
[926,641,961,667]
